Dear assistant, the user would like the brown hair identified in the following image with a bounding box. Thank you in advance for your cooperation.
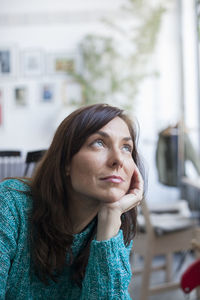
[29,103,143,286]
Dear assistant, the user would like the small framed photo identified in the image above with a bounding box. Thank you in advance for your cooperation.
[61,80,82,106]
[14,86,28,106]
[40,83,54,103]
[48,52,77,76]
[0,46,16,77]
[21,49,43,77]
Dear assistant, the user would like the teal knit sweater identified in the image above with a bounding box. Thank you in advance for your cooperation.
[0,179,133,300]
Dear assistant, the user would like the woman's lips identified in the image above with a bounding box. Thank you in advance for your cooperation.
[100,176,124,183]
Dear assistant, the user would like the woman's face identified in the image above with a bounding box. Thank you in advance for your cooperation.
[68,116,136,204]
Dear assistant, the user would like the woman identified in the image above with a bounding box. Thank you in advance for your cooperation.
[0,103,144,299]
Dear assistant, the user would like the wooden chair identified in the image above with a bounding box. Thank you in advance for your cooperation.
[0,150,22,181]
[23,150,46,177]
[132,198,198,300]
[192,227,200,259]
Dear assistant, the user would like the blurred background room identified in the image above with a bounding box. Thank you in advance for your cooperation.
[0,0,200,299]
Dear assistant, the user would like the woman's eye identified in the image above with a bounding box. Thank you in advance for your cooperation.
[122,144,132,152]
[92,139,104,147]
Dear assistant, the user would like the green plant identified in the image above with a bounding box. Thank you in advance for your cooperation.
[69,0,171,110]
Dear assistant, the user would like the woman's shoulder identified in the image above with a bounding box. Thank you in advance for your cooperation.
[0,178,30,192]
[0,178,32,213]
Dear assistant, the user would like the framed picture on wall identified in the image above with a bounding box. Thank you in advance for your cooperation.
[14,86,28,106]
[0,46,16,77]
[40,83,54,103]
[47,52,77,76]
[21,49,44,77]
[61,80,82,106]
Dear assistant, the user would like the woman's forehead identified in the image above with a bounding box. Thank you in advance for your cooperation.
[99,117,131,135]
[86,117,133,141]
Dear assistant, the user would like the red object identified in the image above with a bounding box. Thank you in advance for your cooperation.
[180,259,200,294]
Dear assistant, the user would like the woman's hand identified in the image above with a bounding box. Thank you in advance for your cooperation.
[104,166,144,214]
[96,167,144,241]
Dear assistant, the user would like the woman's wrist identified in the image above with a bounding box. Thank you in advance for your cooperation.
[96,208,122,241]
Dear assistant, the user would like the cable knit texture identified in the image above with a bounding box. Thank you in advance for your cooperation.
[0,179,133,300]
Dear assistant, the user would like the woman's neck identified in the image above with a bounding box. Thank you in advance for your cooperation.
[67,191,100,234]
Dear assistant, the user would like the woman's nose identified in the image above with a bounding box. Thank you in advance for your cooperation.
[107,148,123,168]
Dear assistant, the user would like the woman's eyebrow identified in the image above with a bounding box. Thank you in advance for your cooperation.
[95,131,133,142]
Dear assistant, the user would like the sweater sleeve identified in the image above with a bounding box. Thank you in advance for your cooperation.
[0,187,18,300]
[80,230,133,300]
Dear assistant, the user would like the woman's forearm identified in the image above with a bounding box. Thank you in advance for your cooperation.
[96,208,121,241]
[81,229,132,300]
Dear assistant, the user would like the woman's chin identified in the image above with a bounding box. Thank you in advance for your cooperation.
[101,192,126,203]
[90,188,128,204]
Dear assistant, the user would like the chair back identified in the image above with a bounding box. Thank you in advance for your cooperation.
[0,151,21,157]
[24,150,46,177]
[0,150,22,181]
[140,199,155,237]
[133,198,198,300]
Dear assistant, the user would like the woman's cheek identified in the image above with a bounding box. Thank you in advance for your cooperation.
[127,164,135,189]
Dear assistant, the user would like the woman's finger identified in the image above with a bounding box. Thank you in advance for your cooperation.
[129,166,144,195]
